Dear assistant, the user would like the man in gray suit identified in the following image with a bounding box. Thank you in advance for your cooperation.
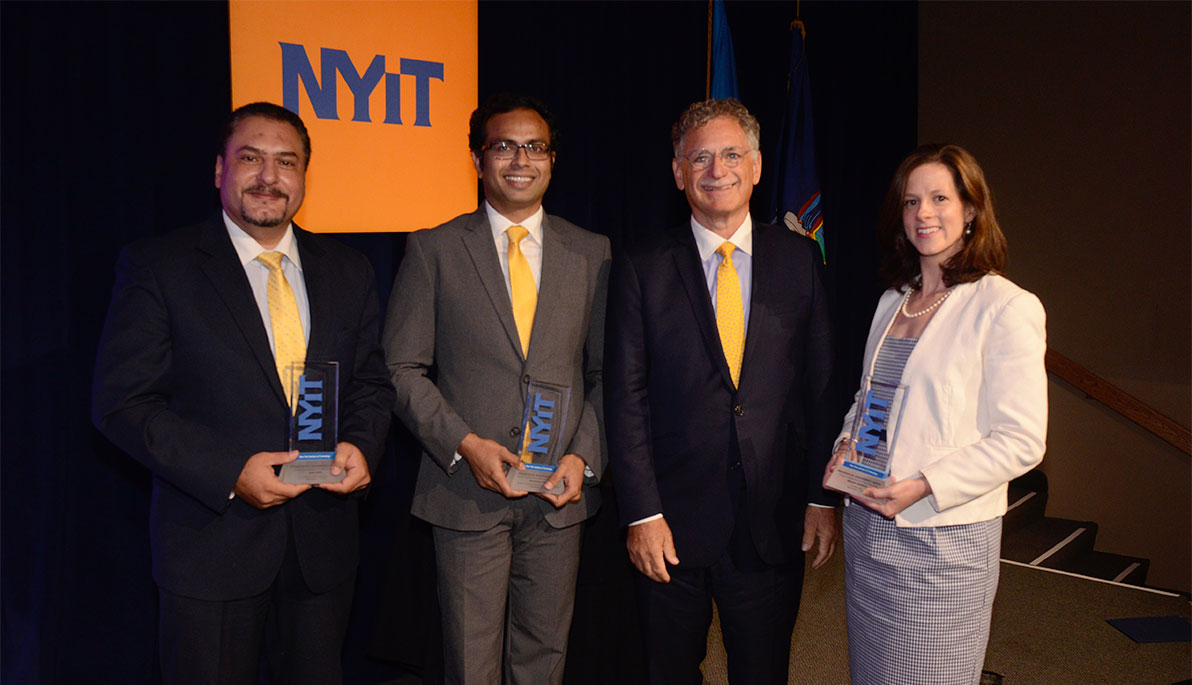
[383,94,610,684]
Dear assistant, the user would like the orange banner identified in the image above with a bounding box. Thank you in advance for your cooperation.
[229,1,478,232]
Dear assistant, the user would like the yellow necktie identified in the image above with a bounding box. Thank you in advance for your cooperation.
[258,251,307,405]
[715,243,744,388]
[506,225,537,357]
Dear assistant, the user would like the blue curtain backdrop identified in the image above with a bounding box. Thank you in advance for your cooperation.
[0,2,916,682]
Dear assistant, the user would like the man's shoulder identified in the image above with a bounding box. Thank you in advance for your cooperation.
[754,221,818,257]
[121,216,221,261]
[621,225,688,262]
[294,225,369,264]
[290,229,379,299]
[406,209,485,247]
[544,213,609,253]
[543,212,591,237]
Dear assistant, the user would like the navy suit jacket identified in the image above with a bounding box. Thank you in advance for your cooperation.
[605,222,835,568]
[92,216,393,601]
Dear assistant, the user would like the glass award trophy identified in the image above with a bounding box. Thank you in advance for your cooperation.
[279,361,345,485]
[825,375,907,504]
[506,380,571,495]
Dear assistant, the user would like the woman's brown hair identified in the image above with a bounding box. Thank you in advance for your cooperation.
[877,144,1008,290]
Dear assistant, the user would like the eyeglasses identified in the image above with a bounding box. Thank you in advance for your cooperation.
[481,140,553,160]
[679,147,755,171]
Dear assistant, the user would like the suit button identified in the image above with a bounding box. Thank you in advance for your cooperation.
[733,405,744,416]
[510,426,521,437]
[731,461,742,470]
[523,375,531,384]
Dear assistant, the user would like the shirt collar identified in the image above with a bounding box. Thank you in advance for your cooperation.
[222,210,303,271]
[691,213,753,262]
[485,201,545,246]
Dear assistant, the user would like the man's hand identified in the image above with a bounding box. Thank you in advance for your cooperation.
[234,450,311,509]
[459,432,528,498]
[861,476,931,519]
[538,453,586,508]
[317,441,371,494]
[627,517,679,583]
[802,506,839,569]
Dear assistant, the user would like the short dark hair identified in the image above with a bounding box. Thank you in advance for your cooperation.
[671,98,761,156]
[468,94,559,156]
[219,102,311,166]
[878,143,1008,290]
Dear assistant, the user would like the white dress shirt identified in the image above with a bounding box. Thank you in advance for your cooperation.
[691,213,753,336]
[485,201,544,295]
[222,211,311,352]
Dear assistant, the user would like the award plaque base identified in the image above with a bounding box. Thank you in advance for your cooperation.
[825,461,892,505]
[506,463,565,495]
[279,452,347,485]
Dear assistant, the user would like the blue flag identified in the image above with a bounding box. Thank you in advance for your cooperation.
[770,24,826,262]
[710,0,739,99]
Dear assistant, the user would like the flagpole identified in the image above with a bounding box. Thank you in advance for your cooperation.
[705,0,713,99]
[791,19,806,41]
[792,0,806,41]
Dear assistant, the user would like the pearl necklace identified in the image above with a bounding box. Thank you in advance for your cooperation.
[900,287,954,318]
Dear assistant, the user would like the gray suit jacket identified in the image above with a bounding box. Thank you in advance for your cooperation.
[384,208,610,530]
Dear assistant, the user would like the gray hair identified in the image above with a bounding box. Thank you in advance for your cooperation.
[671,98,760,156]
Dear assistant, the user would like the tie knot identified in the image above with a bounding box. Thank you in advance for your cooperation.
[506,225,529,245]
[258,251,285,271]
[716,242,736,260]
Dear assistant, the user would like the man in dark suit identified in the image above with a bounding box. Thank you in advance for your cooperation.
[92,102,393,685]
[605,98,838,683]
[384,94,609,683]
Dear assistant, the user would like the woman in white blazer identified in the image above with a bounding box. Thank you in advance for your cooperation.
[825,144,1047,684]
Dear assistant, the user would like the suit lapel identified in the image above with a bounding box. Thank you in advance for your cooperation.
[460,210,524,358]
[295,226,330,363]
[530,216,577,360]
[196,218,288,406]
[672,229,736,391]
[740,224,769,386]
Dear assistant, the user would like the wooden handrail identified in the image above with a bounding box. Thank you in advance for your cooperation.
[1045,348,1192,456]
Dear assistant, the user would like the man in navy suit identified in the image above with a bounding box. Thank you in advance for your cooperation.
[605,99,838,684]
[92,102,393,684]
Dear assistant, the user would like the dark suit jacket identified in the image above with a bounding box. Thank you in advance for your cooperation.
[605,222,835,568]
[92,215,393,601]
[384,208,610,531]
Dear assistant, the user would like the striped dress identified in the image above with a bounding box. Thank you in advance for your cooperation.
[843,337,1001,685]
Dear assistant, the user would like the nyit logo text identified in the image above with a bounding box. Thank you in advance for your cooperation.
[281,43,444,126]
[296,375,323,441]
[526,393,555,457]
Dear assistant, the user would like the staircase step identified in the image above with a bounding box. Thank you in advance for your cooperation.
[1003,483,1047,534]
[999,470,1154,590]
[1009,469,1048,495]
[1001,517,1098,567]
[1057,550,1150,586]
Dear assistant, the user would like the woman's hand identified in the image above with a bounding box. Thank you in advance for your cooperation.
[822,441,850,488]
[860,476,932,519]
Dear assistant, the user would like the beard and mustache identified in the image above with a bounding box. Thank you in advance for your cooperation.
[240,184,291,228]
